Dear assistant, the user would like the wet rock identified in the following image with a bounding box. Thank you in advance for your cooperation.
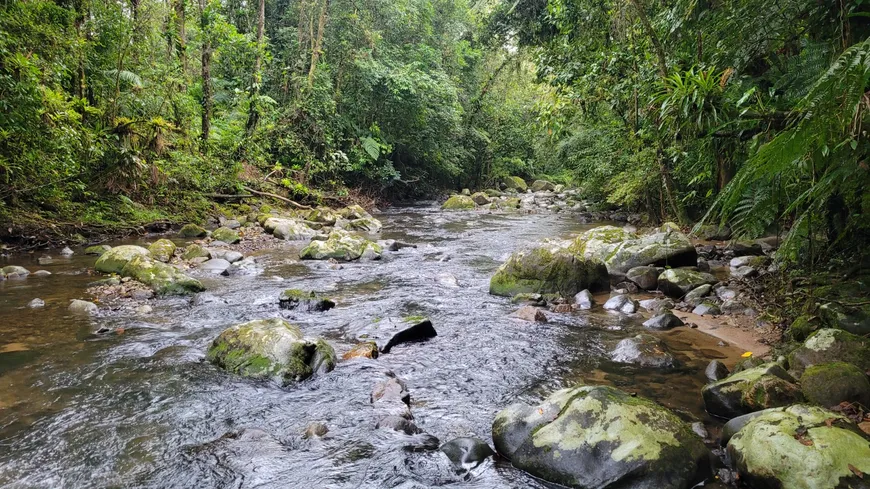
[182,244,211,260]
[300,230,382,261]
[131,289,154,300]
[569,225,697,276]
[551,303,572,313]
[727,405,870,489]
[28,298,45,308]
[136,304,153,314]
[31,270,51,277]
[342,342,379,360]
[470,192,490,205]
[2,265,30,278]
[225,257,259,276]
[799,361,870,408]
[788,328,870,377]
[37,256,53,265]
[148,239,177,262]
[211,227,240,244]
[381,318,437,353]
[692,302,721,316]
[719,411,765,446]
[199,258,232,275]
[377,415,422,435]
[603,294,638,314]
[489,244,608,298]
[386,240,416,252]
[683,284,712,306]
[693,224,731,241]
[702,363,803,419]
[69,299,98,315]
[512,305,548,323]
[639,297,675,313]
[303,422,328,439]
[208,249,244,264]
[626,265,660,290]
[371,376,410,404]
[530,180,555,192]
[732,356,765,374]
[573,289,594,309]
[278,289,335,312]
[206,318,336,385]
[657,269,717,298]
[122,255,204,295]
[492,385,709,489]
[502,176,527,192]
[705,360,730,381]
[84,245,112,256]
[730,266,758,280]
[611,334,678,368]
[643,312,685,330]
[615,281,639,293]
[440,437,495,469]
[359,246,380,261]
[441,195,476,210]
[94,245,151,274]
[191,292,224,306]
[59,246,74,256]
[178,223,208,238]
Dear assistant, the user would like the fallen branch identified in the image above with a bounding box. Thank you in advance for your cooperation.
[203,193,254,199]
[242,186,312,210]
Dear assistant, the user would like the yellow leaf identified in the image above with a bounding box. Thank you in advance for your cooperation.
[741,351,753,358]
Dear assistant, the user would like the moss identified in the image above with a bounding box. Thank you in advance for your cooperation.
[84,244,112,256]
[260,204,273,214]
[211,226,240,244]
[403,315,427,324]
[442,194,476,210]
[787,315,822,342]
[178,223,207,238]
[237,204,252,214]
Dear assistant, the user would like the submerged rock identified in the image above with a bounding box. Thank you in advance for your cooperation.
[303,422,329,439]
[299,230,382,261]
[178,223,208,238]
[611,334,678,368]
[490,244,608,298]
[727,405,870,489]
[28,298,45,308]
[342,342,379,360]
[441,195,476,210]
[702,363,802,419]
[492,385,708,489]
[512,305,548,323]
[69,299,98,315]
[440,437,495,469]
[799,361,870,408]
[148,239,177,262]
[2,265,31,278]
[278,289,335,312]
[206,318,336,385]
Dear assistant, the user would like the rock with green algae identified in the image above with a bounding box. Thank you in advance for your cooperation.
[338,204,372,220]
[817,301,870,336]
[701,362,803,419]
[530,179,555,192]
[299,230,382,261]
[788,328,870,377]
[568,225,697,276]
[278,289,335,312]
[489,244,609,298]
[441,194,476,210]
[182,244,211,260]
[492,385,709,489]
[497,197,522,209]
[263,217,319,240]
[336,216,382,233]
[121,255,204,295]
[727,404,870,489]
[787,314,823,342]
[178,223,208,238]
[305,207,340,225]
[657,269,718,298]
[84,245,112,256]
[211,226,240,244]
[502,176,528,192]
[800,362,870,408]
[94,245,151,274]
[2,265,30,277]
[148,239,177,262]
[206,318,336,385]
[470,192,490,205]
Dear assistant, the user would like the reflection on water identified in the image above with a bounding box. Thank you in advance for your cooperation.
[0,204,739,488]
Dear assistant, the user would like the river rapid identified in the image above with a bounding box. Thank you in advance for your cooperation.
[0,203,740,488]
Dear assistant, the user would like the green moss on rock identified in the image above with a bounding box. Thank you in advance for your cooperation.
[299,230,382,261]
[121,255,204,295]
[211,227,240,244]
[702,363,803,419]
[148,239,177,263]
[178,223,207,238]
[800,362,870,408]
[788,328,870,377]
[502,176,528,192]
[442,194,476,210]
[94,245,151,274]
[490,244,609,298]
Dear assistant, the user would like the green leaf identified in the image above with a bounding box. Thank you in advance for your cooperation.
[361,137,380,160]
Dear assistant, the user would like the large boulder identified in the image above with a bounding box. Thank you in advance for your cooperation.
[626,266,660,290]
[148,239,177,263]
[530,179,556,192]
[727,405,870,489]
[206,318,335,385]
[442,195,476,210]
[178,223,207,238]
[2,265,30,277]
[701,363,803,419]
[611,334,679,368]
[788,328,870,377]
[799,361,870,408]
[94,245,151,274]
[493,385,709,489]
[502,176,528,192]
[336,216,382,233]
[299,230,382,261]
[818,302,870,336]
[490,244,609,298]
[569,226,697,276]
[264,217,318,241]
[122,255,205,295]
[469,192,490,205]
[211,227,240,244]
[657,269,718,298]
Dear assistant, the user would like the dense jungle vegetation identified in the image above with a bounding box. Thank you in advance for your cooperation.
[1,0,869,264]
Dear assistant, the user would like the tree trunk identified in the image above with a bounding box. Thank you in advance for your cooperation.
[200,0,211,144]
[628,0,668,77]
[307,0,329,87]
[176,0,187,74]
[246,0,265,134]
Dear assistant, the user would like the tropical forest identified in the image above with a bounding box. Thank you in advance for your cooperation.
[1,0,870,487]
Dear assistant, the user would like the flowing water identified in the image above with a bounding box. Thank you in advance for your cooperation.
[0,203,740,488]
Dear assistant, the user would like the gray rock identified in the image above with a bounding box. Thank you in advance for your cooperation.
[131,289,154,300]
[573,289,594,309]
[208,248,244,264]
[376,415,422,435]
[731,266,758,280]
[643,313,685,330]
[28,298,45,308]
[199,258,232,275]
[684,284,712,306]
[638,297,675,313]
[611,334,679,368]
[657,269,718,298]
[702,363,802,419]
[693,302,722,316]
[223,219,241,229]
[625,266,660,290]
[69,299,98,315]
[2,265,30,278]
[705,360,730,381]
[603,294,638,314]
[278,289,335,312]
[716,287,739,301]
[440,437,495,469]
[31,270,51,277]
[60,246,74,256]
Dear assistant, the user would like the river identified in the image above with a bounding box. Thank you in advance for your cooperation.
[0,203,740,488]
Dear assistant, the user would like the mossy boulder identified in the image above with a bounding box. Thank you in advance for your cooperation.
[84,245,112,256]
[692,224,731,241]
[800,362,870,408]
[442,194,476,210]
[94,245,151,274]
[657,269,718,298]
[299,230,382,261]
[701,363,803,419]
[148,239,177,263]
[211,226,240,244]
[336,216,383,233]
[305,207,340,226]
[569,225,697,276]
[787,314,823,342]
[727,404,870,489]
[496,197,522,210]
[469,192,490,205]
[338,204,371,220]
[788,328,870,377]
[502,176,528,192]
[278,289,336,312]
[493,385,709,489]
[182,244,211,260]
[490,244,609,298]
[263,217,318,240]
[626,265,660,290]
[530,179,555,192]
[206,318,336,385]
[2,265,30,277]
[121,255,205,295]
[818,302,870,336]
[178,223,208,238]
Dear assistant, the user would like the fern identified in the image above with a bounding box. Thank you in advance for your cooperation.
[103,69,143,88]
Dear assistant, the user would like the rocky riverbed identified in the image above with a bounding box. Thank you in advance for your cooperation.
[1,182,868,488]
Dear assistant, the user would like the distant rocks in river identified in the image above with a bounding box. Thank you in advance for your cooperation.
[300,230,382,261]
